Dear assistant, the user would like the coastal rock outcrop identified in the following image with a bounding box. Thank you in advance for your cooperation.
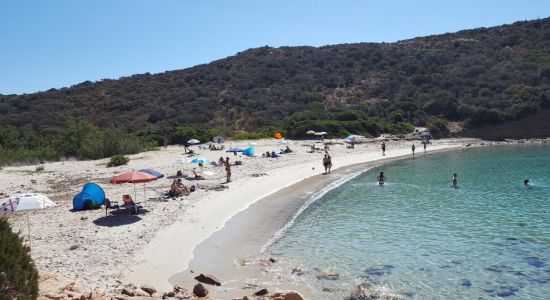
[270,291,305,300]
[194,274,222,286]
[254,288,269,296]
[140,285,157,296]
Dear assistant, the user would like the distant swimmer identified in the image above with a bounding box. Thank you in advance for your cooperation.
[381,142,386,156]
[377,171,387,185]
[524,179,530,186]
[452,173,458,188]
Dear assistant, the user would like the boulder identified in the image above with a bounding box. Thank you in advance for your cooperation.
[281,292,304,300]
[163,291,175,298]
[140,284,157,296]
[253,288,268,296]
[270,292,304,300]
[134,289,150,297]
[44,293,65,300]
[193,283,208,298]
[194,274,222,286]
[120,288,135,297]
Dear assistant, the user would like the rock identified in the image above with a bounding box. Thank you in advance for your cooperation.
[120,288,135,297]
[253,288,269,296]
[269,258,276,263]
[113,297,128,300]
[134,289,149,297]
[69,244,79,250]
[140,285,157,296]
[496,290,515,297]
[80,217,88,221]
[44,293,65,299]
[461,279,472,287]
[194,273,222,286]
[316,271,339,280]
[280,292,304,300]
[163,291,175,298]
[346,282,379,300]
[192,283,208,298]
[291,268,304,276]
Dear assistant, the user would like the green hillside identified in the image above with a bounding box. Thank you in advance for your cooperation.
[1,17,550,164]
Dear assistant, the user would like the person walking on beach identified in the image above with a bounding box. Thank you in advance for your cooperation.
[381,142,386,156]
[377,171,386,185]
[322,154,332,174]
[411,144,416,155]
[423,140,427,151]
[452,173,458,188]
[225,157,231,183]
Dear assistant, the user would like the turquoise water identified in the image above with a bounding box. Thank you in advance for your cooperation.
[269,145,550,299]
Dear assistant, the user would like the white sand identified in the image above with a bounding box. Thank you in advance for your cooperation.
[1,137,480,293]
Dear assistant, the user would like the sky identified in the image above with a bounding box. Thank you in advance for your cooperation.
[1,0,549,95]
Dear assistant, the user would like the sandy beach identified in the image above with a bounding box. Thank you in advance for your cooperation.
[1,137,484,297]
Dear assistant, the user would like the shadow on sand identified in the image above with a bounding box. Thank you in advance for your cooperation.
[93,213,144,227]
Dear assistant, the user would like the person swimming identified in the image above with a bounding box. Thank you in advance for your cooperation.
[377,171,386,185]
[452,173,458,188]
[524,179,530,186]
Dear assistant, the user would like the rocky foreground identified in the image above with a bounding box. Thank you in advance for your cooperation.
[39,271,305,300]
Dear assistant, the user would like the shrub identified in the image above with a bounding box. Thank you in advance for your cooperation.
[0,217,39,299]
[35,166,44,172]
[107,155,130,167]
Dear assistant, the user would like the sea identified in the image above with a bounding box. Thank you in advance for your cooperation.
[267,144,550,299]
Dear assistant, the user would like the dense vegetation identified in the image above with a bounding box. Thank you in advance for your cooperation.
[1,17,550,164]
[0,218,39,300]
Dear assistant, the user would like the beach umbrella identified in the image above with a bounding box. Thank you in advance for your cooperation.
[1,193,57,250]
[110,170,157,184]
[138,169,165,201]
[345,134,364,142]
[306,130,316,135]
[226,147,245,153]
[274,133,283,139]
[212,136,225,144]
[110,171,157,206]
[191,157,209,164]
[187,139,200,145]
[138,169,164,179]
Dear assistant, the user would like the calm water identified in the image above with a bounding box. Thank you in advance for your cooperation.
[269,145,550,299]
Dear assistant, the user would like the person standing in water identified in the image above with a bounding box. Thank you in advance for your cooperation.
[411,144,416,155]
[381,142,386,156]
[452,173,458,188]
[377,171,386,185]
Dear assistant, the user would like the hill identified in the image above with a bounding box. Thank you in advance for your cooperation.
[0,17,550,163]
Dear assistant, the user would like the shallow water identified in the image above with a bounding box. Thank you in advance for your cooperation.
[269,144,550,299]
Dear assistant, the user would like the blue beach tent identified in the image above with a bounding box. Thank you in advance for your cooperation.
[72,182,106,210]
[242,147,254,156]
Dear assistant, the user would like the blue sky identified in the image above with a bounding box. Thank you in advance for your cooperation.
[1,0,549,94]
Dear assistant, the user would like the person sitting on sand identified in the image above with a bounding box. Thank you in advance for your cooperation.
[284,146,293,153]
[524,179,530,186]
[218,156,225,166]
[452,173,458,188]
[169,179,189,197]
[271,150,279,158]
[377,171,386,185]
[193,168,205,180]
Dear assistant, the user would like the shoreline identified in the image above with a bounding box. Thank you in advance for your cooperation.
[125,140,468,292]
[169,144,476,299]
